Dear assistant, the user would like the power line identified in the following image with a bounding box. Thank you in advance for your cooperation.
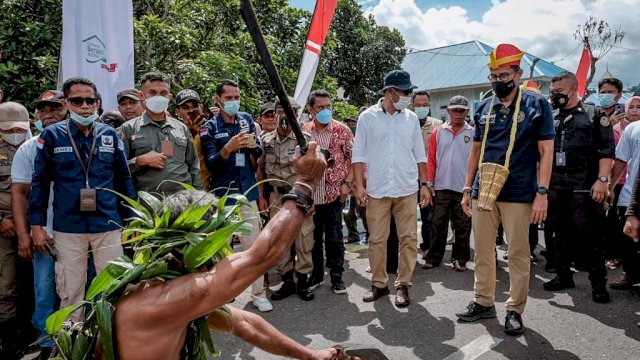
[406,47,484,57]
[549,43,581,64]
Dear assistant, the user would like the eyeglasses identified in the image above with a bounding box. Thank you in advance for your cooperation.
[487,72,515,82]
[67,97,97,107]
[450,108,467,114]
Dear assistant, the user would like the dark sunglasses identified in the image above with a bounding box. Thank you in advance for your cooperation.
[67,97,97,107]
[450,108,467,113]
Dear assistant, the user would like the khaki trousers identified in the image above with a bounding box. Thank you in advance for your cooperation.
[54,229,124,321]
[367,192,418,289]
[270,192,314,275]
[239,201,266,300]
[0,236,17,321]
[472,200,532,314]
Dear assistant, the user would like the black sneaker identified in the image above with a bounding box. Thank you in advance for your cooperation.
[308,275,325,291]
[455,301,497,322]
[332,280,347,294]
[504,310,524,335]
[271,281,296,301]
[592,285,611,303]
[543,276,575,291]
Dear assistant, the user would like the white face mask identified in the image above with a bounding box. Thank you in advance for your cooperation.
[145,96,170,114]
[1,132,27,146]
[392,90,412,111]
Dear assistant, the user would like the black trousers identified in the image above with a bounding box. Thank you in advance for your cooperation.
[605,184,624,260]
[497,223,538,253]
[386,217,399,274]
[419,205,432,252]
[617,206,640,280]
[548,191,607,286]
[312,199,345,282]
[426,190,471,263]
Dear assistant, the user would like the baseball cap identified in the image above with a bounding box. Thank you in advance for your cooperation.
[29,90,64,109]
[176,89,201,106]
[260,102,275,115]
[117,88,141,103]
[0,102,30,131]
[346,115,358,122]
[379,70,417,94]
[447,95,470,110]
[274,96,301,111]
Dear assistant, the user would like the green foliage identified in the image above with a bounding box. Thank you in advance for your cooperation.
[332,100,359,121]
[0,0,403,116]
[46,184,250,359]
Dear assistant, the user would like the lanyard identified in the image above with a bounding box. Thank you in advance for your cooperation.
[65,121,97,188]
[558,114,573,152]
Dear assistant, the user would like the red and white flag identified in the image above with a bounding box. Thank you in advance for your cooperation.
[576,45,592,98]
[293,0,338,106]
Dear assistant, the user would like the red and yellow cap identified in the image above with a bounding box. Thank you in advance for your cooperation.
[521,80,541,93]
[488,44,524,70]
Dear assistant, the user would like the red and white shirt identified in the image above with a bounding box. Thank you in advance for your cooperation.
[427,122,474,192]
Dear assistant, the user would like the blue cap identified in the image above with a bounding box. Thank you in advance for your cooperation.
[379,70,417,94]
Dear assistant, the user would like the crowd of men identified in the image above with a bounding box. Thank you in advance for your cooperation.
[1,41,640,359]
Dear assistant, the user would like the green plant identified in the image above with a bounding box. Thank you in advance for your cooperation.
[45,185,252,360]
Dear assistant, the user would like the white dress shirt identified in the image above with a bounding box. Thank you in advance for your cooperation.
[352,100,427,199]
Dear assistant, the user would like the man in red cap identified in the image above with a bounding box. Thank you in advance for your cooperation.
[455,44,555,335]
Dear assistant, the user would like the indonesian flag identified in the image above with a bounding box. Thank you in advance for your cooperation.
[293,0,338,106]
[576,46,592,98]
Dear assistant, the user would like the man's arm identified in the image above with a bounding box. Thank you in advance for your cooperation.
[461,141,481,217]
[206,308,337,360]
[113,136,138,218]
[531,139,553,223]
[29,132,54,251]
[184,129,203,190]
[11,183,33,259]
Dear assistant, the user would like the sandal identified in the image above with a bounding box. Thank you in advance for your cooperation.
[422,259,438,269]
[606,259,622,268]
[453,260,467,272]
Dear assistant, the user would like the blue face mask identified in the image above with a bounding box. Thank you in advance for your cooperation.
[223,100,240,116]
[598,93,616,108]
[315,109,332,125]
[34,120,44,132]
[69,110,98,126]
[414,107,430,119]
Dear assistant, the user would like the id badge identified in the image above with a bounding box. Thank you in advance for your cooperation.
[235,152,246,167]
[80,188,97,212]
[161,140,174,158]
[555,152,566,167]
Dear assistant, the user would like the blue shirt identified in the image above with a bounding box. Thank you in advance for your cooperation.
[199,112,263,201]
[29,120,137,233]
[472,90,555,202]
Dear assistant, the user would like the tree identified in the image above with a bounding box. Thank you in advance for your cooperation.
[574,17,625,97]
[327,0,406,106]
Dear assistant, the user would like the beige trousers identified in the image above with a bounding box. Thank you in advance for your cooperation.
[54,229,124,321]
[270,192,315,275]
[472,200,532,314]
[367,192,418,289]
[239,200,266,300]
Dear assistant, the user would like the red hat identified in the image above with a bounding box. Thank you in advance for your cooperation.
[521,80,541,93]
[488,44,524,70]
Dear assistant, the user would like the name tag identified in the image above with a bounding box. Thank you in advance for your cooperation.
[99,146,115,153]
[215,132,229,139]
[235,152,245,167]
[54,147,73,153]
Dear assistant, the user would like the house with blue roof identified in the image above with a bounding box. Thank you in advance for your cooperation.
[401,40,568,120]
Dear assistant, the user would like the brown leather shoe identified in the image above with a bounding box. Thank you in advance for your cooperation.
[395,285,410,307]
[609,274,638,290]
[363,285,390,302]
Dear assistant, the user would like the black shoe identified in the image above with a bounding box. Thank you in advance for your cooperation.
[544,263,557,273]
[592,285,611,303]
[504,310,524,335]
[308,275,325,291]
[332,280,347,294]
[455,301,496,322]
[543,276,575,291]
[271,280,296,300]
[296,272,315,301]
[37,347,52,360]
[530,252,539,262]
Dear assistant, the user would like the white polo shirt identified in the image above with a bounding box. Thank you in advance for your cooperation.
[352,100,427,199]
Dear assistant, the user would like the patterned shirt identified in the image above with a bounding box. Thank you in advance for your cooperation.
[302,119,353,204]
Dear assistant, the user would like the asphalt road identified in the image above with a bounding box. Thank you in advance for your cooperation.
[211,222,640,360]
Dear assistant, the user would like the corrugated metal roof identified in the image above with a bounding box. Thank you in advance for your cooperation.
[402,40,568,91]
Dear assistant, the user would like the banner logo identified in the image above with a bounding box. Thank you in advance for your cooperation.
[82,35,118,72]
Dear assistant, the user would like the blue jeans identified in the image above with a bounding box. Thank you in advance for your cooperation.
[31,251,56,347]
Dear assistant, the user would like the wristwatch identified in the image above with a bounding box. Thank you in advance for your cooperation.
[462,186,472,194]
[598,176,609,183]
[536,186,549,195]
[421,182,432,188]
[344,181,354,190]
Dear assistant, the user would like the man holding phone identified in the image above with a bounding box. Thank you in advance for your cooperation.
[199,79,271,312]
[174,89,211,189]
[119,73,202,194]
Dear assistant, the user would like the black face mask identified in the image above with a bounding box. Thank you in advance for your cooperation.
[492,80,516,99]
[550,93,569,109]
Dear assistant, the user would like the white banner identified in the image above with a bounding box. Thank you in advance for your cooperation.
[61,0,134,111]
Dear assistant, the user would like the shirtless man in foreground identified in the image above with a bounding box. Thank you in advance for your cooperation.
[112,142,346,360]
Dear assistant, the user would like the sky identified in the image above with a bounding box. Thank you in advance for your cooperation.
[288,0,640,89]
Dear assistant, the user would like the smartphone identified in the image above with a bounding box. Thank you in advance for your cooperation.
[44,241,57,261]
[245,133,256,147]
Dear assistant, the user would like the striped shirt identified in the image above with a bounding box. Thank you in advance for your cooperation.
[302,119,353,204]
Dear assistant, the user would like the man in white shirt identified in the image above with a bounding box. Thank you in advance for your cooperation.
[353,70,430,307]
